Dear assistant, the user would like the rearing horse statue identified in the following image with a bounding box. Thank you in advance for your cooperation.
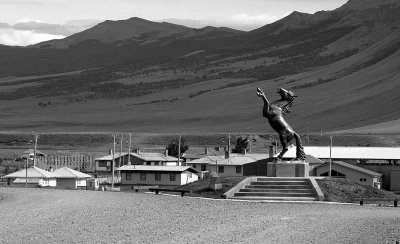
[257,87,306,161]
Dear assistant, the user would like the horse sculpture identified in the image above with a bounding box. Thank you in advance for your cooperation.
[257,87,306,161]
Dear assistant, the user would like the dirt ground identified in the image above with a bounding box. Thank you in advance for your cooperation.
[0,187,399,243]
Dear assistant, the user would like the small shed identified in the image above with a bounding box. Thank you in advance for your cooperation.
[316,161,382,187]
[3,166,58,187]
[53,167,92,189]
[117,165,198,186]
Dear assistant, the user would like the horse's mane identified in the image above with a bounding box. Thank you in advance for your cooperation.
[272,89,296,116]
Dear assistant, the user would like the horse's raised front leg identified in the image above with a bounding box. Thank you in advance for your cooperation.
[257,88,269,105]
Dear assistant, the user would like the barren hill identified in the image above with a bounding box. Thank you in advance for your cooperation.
[0,0,399,134]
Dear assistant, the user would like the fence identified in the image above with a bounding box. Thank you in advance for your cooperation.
[35,154,106,173]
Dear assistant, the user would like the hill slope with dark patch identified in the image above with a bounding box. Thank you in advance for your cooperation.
[0,0,399,133]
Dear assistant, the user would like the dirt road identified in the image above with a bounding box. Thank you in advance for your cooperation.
[0,187,399,243]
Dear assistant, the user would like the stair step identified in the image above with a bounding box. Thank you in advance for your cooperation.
[231,196,318,201]
[245,185,313,189]
[251,181,309,185]
[234,192,316,197]
[257,178,309,182]
[240,188,314,193]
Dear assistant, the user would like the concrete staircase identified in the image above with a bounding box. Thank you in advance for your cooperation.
[225,177,321,201]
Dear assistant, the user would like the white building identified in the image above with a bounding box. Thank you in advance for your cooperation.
[53,167,92,189]
[117,165,198,186]
[185,153,271,177]
[95,152,180,172]
[3,166,58,187]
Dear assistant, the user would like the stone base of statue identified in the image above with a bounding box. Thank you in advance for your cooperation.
[267,160,309,177]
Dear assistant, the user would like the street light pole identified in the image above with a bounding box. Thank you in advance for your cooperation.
[329,136,333,178]
[32,132,41,167]
[128,133,132,166]
[178,133,181,166]
[25,158,28,188]
[112,133,117,188]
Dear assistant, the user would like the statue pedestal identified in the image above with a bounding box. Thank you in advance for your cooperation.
[267,161,309,177]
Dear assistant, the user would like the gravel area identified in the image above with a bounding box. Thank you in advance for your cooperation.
[0,187,399,243]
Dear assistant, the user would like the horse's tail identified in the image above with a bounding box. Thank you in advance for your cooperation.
[294,132,306,160]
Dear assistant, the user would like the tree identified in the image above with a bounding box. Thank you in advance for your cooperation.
[232,137,249,153]
[166,137,189,157]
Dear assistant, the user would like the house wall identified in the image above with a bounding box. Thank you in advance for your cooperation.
[77,178,87,187]
[57,178,77,189]
[86,178,100,190]
[121,171,184,186]
[11,182,38,188]
[390,170,400,191]
[243,159,271,176]
[358,164,400,190]
[213,165,243,177]
[180,171,198,185]
[316,164,377,186]
[96,160,112,172]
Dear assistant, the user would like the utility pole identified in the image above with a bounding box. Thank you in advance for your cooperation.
[25,158,28,188]
[329,136,333,178]
[32,132,41,167]
[178,133,181,166]
[119,133,123,180]
[112,133,117,188]
[228,133,231,164]
[307,119,310,145]
[128,133,132,166]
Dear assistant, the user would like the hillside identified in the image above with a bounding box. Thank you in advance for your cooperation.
[0,0,399,133]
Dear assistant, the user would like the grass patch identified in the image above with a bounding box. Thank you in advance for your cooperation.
[175,176,246,199]
[317,178,398,203]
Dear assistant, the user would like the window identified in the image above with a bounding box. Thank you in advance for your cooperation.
[154,162,160,166]
[146,162,152,166]
[126,173,132,180]
[236,166,242,174]
[201,165,207,171]
[99,161,108,167]
[155,172,161,181]
[192,164,197,169]
[170,173,176,181]
[140,172,146,181]
[360,178,366,182]
[218,166,224,173]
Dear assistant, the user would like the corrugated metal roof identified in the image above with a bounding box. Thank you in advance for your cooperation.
[116,165,198,173]
[187,155,227,164]
[4,166,58,178]
[53,167,92,179]
[278,146,400,160]
[95,152,178,162]
[317,161,382,177]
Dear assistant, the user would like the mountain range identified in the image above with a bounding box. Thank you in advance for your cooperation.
[0,0,399,134]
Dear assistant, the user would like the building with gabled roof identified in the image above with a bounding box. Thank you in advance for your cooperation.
[94,151,180,172]
[185,153,272,177]
[53,166,92,189]
[116,165,198,186]
[3,166,58,187]
[315,161,382,187]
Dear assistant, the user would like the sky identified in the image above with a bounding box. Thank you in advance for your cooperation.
[0,0,347,46]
